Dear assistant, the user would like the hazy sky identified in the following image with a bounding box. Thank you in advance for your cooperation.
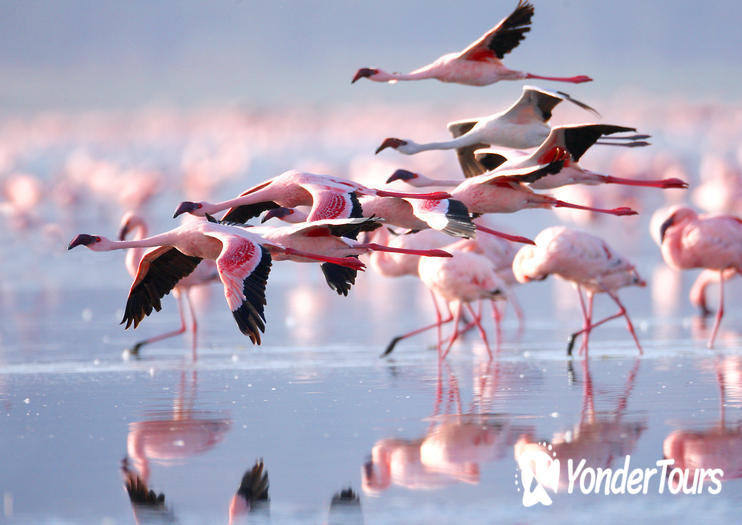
[1,0,741,110]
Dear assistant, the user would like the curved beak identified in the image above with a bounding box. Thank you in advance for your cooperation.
[261,207,294,223]
[385,169,417,184]
[659,214,675,243]
[173,201,199,218]
[375,137,406,154]
[352,67,379,84]
[68,234,95,250]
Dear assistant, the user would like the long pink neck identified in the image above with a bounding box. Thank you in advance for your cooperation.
[106,231,180,251]
[373,67,438,82]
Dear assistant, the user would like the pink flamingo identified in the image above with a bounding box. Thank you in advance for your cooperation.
[473,124,687,190]
[352,1,591,87]
[690,268,739,317]
[375,86,598,177]
[228,460,270,525]
[386,167,638,218]
[172,169,450,224]
[68,219,364,344]
[658,207,742,348]
[118,212,219,357]
[512,226,646,356]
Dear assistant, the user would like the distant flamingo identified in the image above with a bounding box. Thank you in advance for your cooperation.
[68,219,364,344]
[229,460,270,525]
[118,212,219,357]
[352,1,591,87]
[512,226,646,355]
[657,207,742,348]
[471,124,686,191]
[172,169,450,224]
[386,167,638,218]
[375,86,599,177]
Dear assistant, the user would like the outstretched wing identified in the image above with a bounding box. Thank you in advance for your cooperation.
[447,119,489,179]
[281,217,382,240]
[213,236,272,344]
[561,124,636,162]
[407,198,475,238]
[476,158,565,185]
[220,201,280,225]
[305,186,363,222]
[121,247,202,329]
[321,262,358,296]
[458,0,534,61]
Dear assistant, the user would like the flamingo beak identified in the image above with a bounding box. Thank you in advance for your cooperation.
[352,67,379,83]
[68,234,96,250]
[659,214,675,243]
[261,208,294,223]
[375,137,407,154]
[385,169,417,184]
[173,201,199,218]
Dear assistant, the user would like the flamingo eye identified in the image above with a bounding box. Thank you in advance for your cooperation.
[95,236,101,242]
[197,203,203,209]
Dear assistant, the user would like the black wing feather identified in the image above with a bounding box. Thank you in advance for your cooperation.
[221,201,280,225]
[232,246,271,344]
[564,125,636,163]
[326,217,382,239]
[321,262,358,296]
[488,0,534,59]
[121,248,202,329]
[237,459,270,504]
[442,199,476,238]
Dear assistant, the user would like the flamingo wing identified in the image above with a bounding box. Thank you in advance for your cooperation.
[236,460,270,504]
[121,247,202,329]
[212,235,272,344]
[458,0,534,61]
[305,186,363,221]
[476,158,565,185]
[561,124,636,162]
[220,201,280,225]
[406,198,475,238]
[321,261,359,296]
[281,217,382,240]
[447,119,490,179]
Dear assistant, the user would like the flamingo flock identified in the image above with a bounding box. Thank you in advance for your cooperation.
[58,0,742,358]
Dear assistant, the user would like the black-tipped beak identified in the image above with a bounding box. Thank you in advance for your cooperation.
[68,234,96,250]
[352,67,378,84]
[659,214,675,243]
[173,201,198,218]
[385,169,417,184]
[118,222,131,241]
[375,137,406,154]
[261,207,294,223]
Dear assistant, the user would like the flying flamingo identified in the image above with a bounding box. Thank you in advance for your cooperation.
[512,226,646,356]
[352,1,591,87]
[172,169,451,225]
[386,167,638,218]
[375,86,599,177]
[657,207,742,348]
[118,212,219,357]
[471,124,686,190]
[68,219,364,344]
[229,460,270,525]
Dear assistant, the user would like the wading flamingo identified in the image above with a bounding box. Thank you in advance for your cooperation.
[657,207,742,348]
[512,226,646,356]
[352,1,591,87]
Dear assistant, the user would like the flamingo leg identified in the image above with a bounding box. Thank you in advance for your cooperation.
[569,286,590,356]
[596,174,687,189]
[279,247,365,270]
[355,242,451,258]
[707,270,726,349]
[548,197,637,216]
[491,299,503,349]
[525,73,592,84]
[441,302,464,360]
[475,224,534,245]
[580,292,595,357]
[465,303,492,360]
[568,291,642,356]
[129,292,187,355]
[508,292,525,336]
[183,289,198,361]
[381,311,454,357]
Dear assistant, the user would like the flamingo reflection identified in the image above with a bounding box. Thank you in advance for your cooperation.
[515,359,645,492]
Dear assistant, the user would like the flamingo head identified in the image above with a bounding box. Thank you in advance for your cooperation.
[261,207,295,223]
[173,201,206,218]
[68,234,111,251]
[352,67,379,83]
[118,212,146,240]
[658,207,697,243]
[385,169,418,184]
[375,137,408,154]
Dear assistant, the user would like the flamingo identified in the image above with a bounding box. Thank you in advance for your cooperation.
[471,124,687,190]
[512,226,646,356]
[68,219,364,345]
[118,212,219,357]
[657,207,742,348]
[228,460,270,525]
[172,169,451,225]
[375,86,599,177]
[386,166,638,218]
[690,268,738,317]
[352,1,591,87]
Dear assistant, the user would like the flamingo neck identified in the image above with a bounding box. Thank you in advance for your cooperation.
[407,134,482,153]
[375,68,437,82]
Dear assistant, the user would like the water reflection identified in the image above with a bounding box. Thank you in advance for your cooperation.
[363,360,531,493]
[125,370,232,483]
[326,488,364,525]
[663,356,742,484]
[514,359,646,492]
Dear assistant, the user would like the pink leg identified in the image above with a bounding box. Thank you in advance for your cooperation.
[382,308,454,356]
[508,293,525,336]
[569,286,591,356]
[491,299,503,349]
[355,242,451,258]
[597,174,688,189]
[465,303,492,360]
[707,270,726,349]
[441,302,464,360]
[374,189,450,200]
[129,292,187,355]
[525,73,592,84]
[547,197,637,216]
[475,224,534,245]
[608,290,643,355]
[580,293,595,357]
[184,290,198,361]
[279,247,365,270]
